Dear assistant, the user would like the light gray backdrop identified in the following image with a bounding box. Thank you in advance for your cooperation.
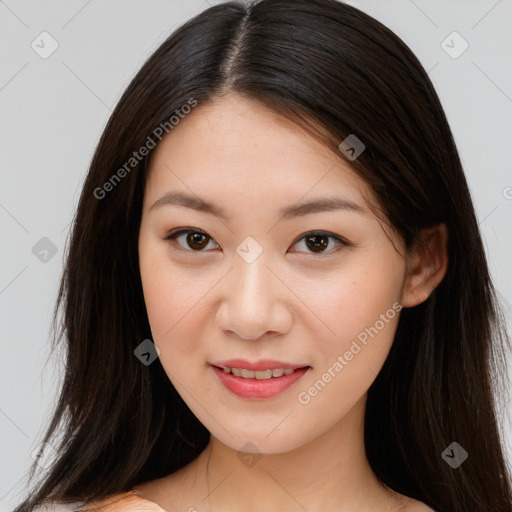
[1,1,511,510]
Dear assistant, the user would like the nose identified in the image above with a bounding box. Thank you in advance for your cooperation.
[215,254,293,341]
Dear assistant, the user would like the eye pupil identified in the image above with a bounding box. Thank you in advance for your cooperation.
[306,234,329,253]
[188,232,209,250]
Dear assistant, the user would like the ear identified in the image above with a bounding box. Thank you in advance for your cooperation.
[401,223,449,308]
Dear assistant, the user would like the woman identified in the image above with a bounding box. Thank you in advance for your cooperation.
[17,0,512,511]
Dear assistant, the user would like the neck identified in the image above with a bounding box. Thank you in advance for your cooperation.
[193,395,403,512]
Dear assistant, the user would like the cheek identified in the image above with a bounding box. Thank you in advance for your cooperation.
[139,245,207,355]
[301,257,404,368]
[295,273,402,423]
[140,265,211,392]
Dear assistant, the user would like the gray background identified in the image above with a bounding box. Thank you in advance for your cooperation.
[1,1,511,510]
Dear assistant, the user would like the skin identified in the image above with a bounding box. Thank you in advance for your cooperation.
[136,93,447,511]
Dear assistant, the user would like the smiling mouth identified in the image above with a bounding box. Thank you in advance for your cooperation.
[210,364,311,400]
[211,365,311,380]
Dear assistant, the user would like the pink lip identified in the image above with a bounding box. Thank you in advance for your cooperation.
[210,364,311,400]
[210,359,308,371]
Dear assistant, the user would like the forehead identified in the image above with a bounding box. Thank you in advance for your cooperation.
[143,94,373,212]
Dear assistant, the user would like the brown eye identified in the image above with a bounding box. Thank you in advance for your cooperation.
[186,232,209,250]
[291,231,349,255]
[304,233,329,253]
[165,228,218,252]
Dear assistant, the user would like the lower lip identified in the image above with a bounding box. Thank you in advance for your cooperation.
[211,365,310,400]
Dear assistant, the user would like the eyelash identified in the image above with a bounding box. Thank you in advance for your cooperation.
[164,227,351,256]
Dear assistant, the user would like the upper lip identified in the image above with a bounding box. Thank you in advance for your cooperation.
[211,359,310,371]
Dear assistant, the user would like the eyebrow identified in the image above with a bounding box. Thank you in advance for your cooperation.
[149,191,367,220]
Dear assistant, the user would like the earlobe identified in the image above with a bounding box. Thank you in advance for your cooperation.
[401,223,449,308]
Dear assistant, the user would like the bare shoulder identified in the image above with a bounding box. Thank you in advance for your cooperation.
[134,473,182,502]
[135,471,437,512]
[134,463,202,511]
[407,502,436,511]
[385,488,435,512]
[400,495,436,511]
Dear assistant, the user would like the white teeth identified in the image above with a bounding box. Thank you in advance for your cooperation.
[254,370,273,380]
[221,367,298,379]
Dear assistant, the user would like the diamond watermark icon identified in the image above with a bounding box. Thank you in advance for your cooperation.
[441,31,468,59]
[31,31,59,59]
[31,442,58,469]
[32,237,58,263]
[134,339,161,366]
[236,236,263,264]
[441,441,468,468]
[338,134,366,161]
[237,442,262,468]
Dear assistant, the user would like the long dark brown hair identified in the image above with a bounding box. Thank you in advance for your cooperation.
[15,1,512,510]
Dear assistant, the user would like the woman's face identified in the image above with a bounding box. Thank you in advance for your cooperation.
[138,94,411,454]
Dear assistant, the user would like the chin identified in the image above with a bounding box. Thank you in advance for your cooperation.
[213,430,306,456]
